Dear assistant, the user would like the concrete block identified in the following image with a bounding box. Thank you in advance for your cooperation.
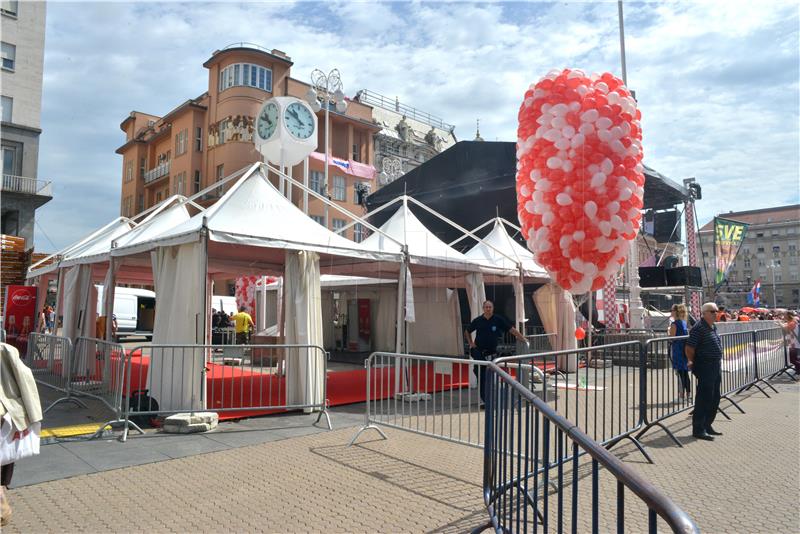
[162,412,219,434]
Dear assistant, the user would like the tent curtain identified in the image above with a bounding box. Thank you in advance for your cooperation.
[533,283,577,371]
[149,242,206,411]
[374,287,397,352]
[284,251,324,410]
[465,273,486,323]
[406,287,462,356]
[320,291,337,351]
[61,264,94,379]
[512,275,526,330]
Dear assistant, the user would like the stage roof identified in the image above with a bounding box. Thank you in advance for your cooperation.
[366,141,691,246]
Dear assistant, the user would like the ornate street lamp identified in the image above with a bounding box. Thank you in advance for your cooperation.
[305,69,348,229]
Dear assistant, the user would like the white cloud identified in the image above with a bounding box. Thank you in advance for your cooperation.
[34,1,799,251]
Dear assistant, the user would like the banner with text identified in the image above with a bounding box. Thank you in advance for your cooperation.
[714,217,748,290]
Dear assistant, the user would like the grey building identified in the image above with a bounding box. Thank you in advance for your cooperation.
[1,0,51,247]
[353,89,457,187]
[698,204,800,309]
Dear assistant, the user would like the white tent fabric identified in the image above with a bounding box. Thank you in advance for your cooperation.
[113,200,191,250]
[60,265,95,378]
[149,242,206,411]
[113,167,397,264]
[465,219,548,278]
[533,283,577,371]
[374,288,398,352]
[284,251,324,411]
[406,287,462,356]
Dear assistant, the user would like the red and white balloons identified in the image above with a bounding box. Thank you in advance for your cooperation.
[516,68,644,294]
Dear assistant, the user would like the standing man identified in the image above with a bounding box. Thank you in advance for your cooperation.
[685,302,724,441]
[232,306,254,345]
[464,300,527,406]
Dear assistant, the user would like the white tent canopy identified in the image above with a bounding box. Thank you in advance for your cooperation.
[464,218,549,280]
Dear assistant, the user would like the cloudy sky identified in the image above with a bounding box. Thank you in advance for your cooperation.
[34,0,799,250]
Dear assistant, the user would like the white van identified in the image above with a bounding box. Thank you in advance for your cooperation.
[96,286,156,341]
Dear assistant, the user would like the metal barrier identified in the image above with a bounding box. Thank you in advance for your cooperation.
[495,341,652,462]
[122,343,331,441]
[26,333,86,413]
[478,362,699,534]
[350,352,493,448]
[636,326,787,446]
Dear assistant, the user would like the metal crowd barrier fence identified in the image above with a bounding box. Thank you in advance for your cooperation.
[122,343,331,442]
[26,333,87,413]
[350,352,493,448]
[636,326,788,446]
[478,362,699,534]
[495,341,652,463]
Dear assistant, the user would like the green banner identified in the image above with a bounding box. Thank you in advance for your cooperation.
[714,217,748,289]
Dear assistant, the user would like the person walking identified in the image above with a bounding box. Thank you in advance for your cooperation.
[668,304,691,401]
[1,342,43,526]
[464,300,527,406]
[783,311,800,376]
[685,302,724,441]
[231,306,254,345]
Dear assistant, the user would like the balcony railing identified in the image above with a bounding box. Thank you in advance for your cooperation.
[144,161,170,184]
[1,174,53,197]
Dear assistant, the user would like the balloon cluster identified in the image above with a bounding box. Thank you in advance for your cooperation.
[517,69,644,294]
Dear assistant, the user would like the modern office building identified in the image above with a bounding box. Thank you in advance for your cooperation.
[698,204,800,308]
[352,90,457,185]
[1,0,52,246]
[117,44,381,241]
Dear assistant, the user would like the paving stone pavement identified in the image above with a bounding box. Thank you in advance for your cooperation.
[4,377,798,533]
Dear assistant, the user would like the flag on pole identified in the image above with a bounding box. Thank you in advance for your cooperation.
[714,217,749,290]
[746,279,761,305]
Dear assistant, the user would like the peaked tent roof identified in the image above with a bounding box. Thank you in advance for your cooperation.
[112,165,401,266]
[112,198,191,250]
[361,199,510,275]
[28,217,135,278]
[465,218,549,279]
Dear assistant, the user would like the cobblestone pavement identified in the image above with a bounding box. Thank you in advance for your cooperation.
[5,377,798,533]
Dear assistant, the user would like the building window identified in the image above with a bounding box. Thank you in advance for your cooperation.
[1,42,15,71]
[774,259,781,267]
[353,223,365,243]
[1,1,18,16]
[332,218,347,235]
[175,129,188,156]
[309,171,324,194]
[139,157,146,179]
[219,119,229,144]
[174,171,186,195]
[125,161,133,183]
[1,95,11,122]
[193,170,201,194]
[216,164,224,195]
[311,215,325,226]
[744,258,751,268]
[195,127,202,151]
[775,273,782,283]
[702,251,708,257]
[789,244,797,256]
[773,245,780,257]
[219,63,272,93]
[352,144,360,162]
[2,145,15,175]
[156,191,162,203]
[332,175,346,201]
[756,232,764,238]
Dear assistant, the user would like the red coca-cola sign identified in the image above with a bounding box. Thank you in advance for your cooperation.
[3,285,38,354]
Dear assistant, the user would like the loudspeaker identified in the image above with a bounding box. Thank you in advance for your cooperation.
[639,266,667,288]
[666,266,702,288]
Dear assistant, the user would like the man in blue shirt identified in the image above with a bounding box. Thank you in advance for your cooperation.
[464,300,527,406]
[685,302,724,441]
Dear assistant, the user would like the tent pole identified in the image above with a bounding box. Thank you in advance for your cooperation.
[104,258,117,341]
[303,158,309,215]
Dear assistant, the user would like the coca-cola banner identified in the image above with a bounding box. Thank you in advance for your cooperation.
[3,285,38,354]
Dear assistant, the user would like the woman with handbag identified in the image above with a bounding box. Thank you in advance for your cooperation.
[0,342,43,526]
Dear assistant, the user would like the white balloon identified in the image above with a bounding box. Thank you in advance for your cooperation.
[543,129,561,142]
[569,101,581,112]
[596,117,613,130]
[542,211,555,225]
[588,163,600,174]
[573,230,585,242]
[555,138,571,150]
[546,157,562,169]
[570,258,584,273]
[556,192,573,206]
[599,221,612,237]
[537,178,552,191]
[578,123,595,136]
[520,184,531,197]
[610,214,624,231]
[610,126,623,139]
[533,190,544,203]
[580,109,599,122]
[601,158,613,175]
[591,172,606,188]
[611,139,625,154]
[618,187,633,201]
[562,125,576,138]
[598,129,612,143]
[551,116,567,129]
[570,133,585,148]
[584,200,598,218]
[596,81,609,93]
[562,160,574,172]
[530,169,542,181]
[551,103,569,116]
[525,200,536,213]
[607,91,620,105]
[560,235,572,250]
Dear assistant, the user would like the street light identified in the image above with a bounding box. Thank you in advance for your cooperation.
[306,68,348,229]
[768,261,778,308]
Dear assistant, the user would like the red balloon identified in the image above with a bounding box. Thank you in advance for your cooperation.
[575,327,586,340]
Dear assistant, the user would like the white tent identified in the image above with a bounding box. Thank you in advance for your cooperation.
[464,218,549,280]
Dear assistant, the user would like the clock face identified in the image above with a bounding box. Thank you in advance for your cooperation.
[257,102,278,141]
[284,102,315,140]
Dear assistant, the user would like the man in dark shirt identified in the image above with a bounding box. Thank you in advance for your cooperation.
[685,302,724,441]
[464,300,527,405]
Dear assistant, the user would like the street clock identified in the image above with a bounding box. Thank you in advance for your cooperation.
[254,96,318,167]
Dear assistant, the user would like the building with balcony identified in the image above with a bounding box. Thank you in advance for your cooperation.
[698,204,800,308]
[1,0,52,246]
[353,89,457,186]
[116,43,382,242]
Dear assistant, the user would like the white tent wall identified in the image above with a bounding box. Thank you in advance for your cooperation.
[374,287,398,352]
[284,251,324,410]
[321,291,337,351]
[149,242,206,411]
[60,264,96,378]
[533,283,577,372]
[406,287,462,356]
